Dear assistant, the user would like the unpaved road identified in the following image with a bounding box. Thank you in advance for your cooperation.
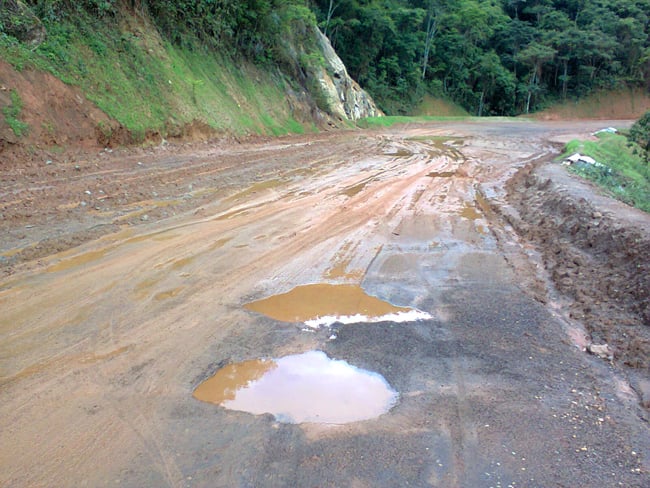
[1,120,649,487]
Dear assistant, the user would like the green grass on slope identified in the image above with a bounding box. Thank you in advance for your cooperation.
[561,132,650,213]
[0,14,307,140]
[357,115,470,128]
[357,115,530,128]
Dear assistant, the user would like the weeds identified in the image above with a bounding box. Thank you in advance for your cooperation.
[3,89,29,137]
[0,10,307,140]
[562,133,650,213]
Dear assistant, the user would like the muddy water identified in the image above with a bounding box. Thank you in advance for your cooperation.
[460,202,482,220]
[244,283,430,327]
[427,171,456,178]
[193,351,398,424]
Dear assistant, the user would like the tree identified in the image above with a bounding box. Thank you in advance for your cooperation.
[516,42,556,113]
[629,111,650,162]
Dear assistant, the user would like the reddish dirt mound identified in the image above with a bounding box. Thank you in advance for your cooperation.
[0,60,119,158]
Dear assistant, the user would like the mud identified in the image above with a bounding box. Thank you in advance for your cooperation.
[505,161,650,368]
[1,120,649,487]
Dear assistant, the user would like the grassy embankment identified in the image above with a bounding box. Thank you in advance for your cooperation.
[562,132,650,213]
[0,12,308,142]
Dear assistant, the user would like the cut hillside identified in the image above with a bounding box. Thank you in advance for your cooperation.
[0,1,380,162]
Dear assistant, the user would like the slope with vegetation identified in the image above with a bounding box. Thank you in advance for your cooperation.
[0,0,379,151]
[562,119,650,212]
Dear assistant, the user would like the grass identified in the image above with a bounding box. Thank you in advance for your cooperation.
[411,94,470,117]
[0,12,308,141]
[2,89,29,137]
[357,115,529,129]
[561,132,650,213]
[358,115,471,128]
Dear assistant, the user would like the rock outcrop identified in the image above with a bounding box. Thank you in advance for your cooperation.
[311,29,382,121]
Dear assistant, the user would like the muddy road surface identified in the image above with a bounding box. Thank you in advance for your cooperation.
[1,120,649,487]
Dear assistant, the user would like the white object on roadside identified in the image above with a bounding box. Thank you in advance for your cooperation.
[593,127,617,135]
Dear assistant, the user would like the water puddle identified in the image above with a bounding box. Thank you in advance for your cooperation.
[427,171,456,178]
[46,249,109,273]
[340,176,376,198]
[244,283,431,328]
[193,350,398,424]
[153,287,184,301]
[208,237,233,251]
[324,241,363,280]
[225,179,284,202]
[171,255,195,270]
[459,203,482,220]
[385,149,413,158]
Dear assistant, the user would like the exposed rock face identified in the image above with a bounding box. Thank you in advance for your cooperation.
[0,0,46,46]
[312,29,382,121]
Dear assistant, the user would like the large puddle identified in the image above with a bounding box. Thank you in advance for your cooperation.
[244,283,431,328]
[193,351,398,424]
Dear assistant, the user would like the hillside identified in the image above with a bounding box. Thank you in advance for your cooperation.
[0,0,380,159]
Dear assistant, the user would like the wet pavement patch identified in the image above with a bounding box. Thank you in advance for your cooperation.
[244,283,431,328]
[193,350,398,424]
[46,249,108,272]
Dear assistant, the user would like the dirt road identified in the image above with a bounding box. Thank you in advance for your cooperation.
[1,120,649,487]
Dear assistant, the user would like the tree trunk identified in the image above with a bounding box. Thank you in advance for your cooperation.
[324,0,338,38]
[525,69,537,114]
[421,7,438,80]
[562,60,568,100]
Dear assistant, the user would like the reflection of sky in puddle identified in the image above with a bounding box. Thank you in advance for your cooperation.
[244,283,431,328]
[193,351,398,424]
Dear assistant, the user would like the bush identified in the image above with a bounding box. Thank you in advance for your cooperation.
[629,111,650,162]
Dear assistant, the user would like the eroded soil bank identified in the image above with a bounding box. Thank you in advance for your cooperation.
[506,161,650,372]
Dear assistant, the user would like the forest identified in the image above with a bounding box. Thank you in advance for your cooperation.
[310,0,650,114]
[3,0,650,116]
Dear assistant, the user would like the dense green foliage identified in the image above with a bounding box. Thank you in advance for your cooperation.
[2,0,648,121]
[562,130,650,212]
[629,110,650,160]
[311,0,650,115]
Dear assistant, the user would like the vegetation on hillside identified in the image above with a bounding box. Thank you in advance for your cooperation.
[311,0,650,115]
[1,0,648,131]
[629,110,650,161]
[561,115,650,212]
[0,0,323,140]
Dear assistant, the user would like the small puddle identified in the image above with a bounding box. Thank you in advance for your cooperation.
[385,149,412,158]
[244,283,431,328]
[153,287,184,301]
[342,181,369,197]
[225,179,284,202]
[193,350,398,424]
[47,249,108,273]
[427,171,456,178]
[459,203,482,220]
[340,176,377,198]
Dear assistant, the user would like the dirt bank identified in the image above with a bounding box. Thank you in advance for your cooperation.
[506,160,650,370]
